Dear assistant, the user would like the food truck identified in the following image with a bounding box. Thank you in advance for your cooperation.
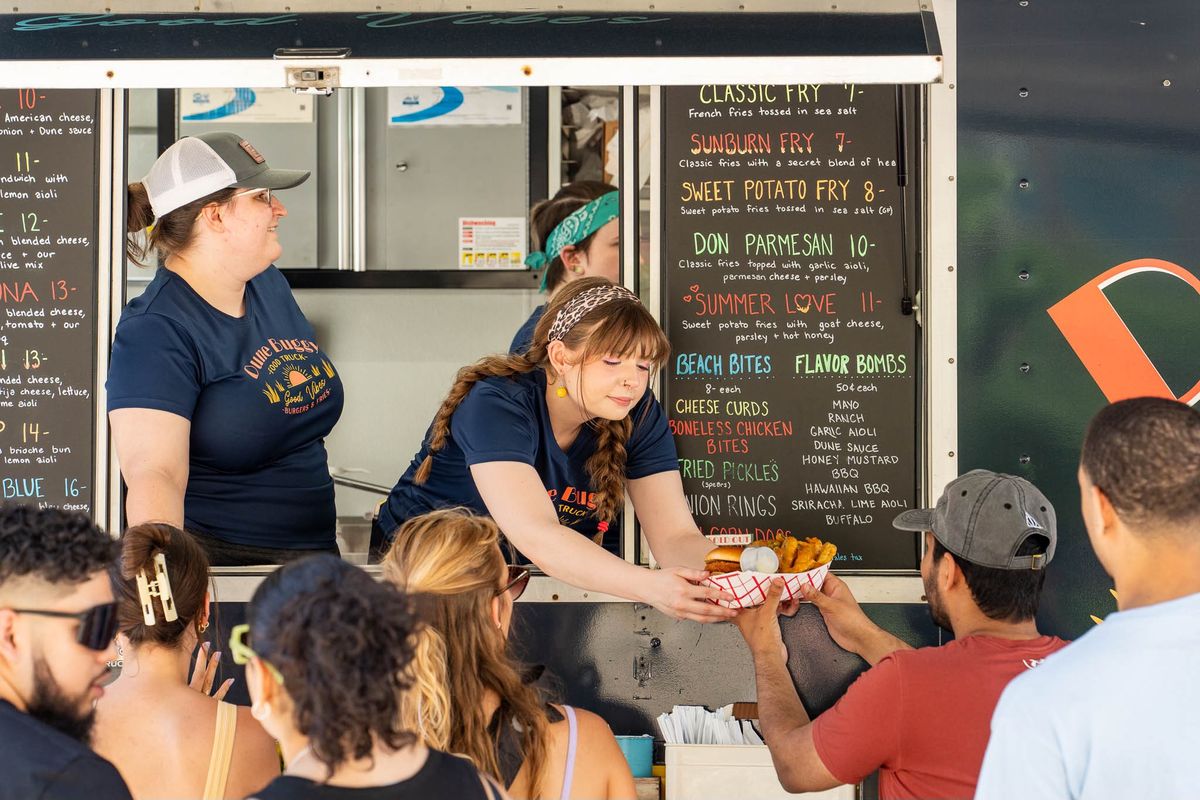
[1,0,1192,795]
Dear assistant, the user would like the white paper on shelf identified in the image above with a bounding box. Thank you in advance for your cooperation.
[658,704,764,746]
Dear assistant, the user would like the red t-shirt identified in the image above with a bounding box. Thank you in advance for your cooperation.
[810,635,1068,800]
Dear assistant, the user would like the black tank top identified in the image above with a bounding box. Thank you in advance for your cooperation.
[251,749,499,800]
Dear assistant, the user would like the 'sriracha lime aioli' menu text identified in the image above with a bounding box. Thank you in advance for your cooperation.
[0,89,98,514]
[663,84,917,570]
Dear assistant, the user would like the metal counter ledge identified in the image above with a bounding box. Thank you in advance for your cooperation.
[210,567,924,605]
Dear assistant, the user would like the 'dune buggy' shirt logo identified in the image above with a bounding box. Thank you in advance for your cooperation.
[242,337,337,415]
[547,485,598,526]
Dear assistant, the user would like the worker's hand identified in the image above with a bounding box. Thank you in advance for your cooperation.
[641,567,739,623]
[190,641,234,701]
[732,580,788,662]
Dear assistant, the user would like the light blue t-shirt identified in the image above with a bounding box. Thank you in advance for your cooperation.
[976,590,1200,800]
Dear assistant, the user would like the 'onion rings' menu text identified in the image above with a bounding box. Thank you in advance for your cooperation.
[662,84,918,570]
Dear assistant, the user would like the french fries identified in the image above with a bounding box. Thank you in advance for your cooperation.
[762,534,838,573]
[779,535,799,572]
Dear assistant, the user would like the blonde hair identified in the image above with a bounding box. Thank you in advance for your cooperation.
[414,277,670,525]
[383,510,548,796]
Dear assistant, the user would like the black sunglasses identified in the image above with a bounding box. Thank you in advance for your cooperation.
[10,602,120,651]
[498,565,531,602]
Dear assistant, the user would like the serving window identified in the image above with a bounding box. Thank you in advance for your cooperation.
[5,3,951,598]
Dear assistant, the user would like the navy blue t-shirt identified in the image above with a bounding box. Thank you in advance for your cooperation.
[509,305,545,354]
[107,267,344,549]
[377,370,678,544]
[0,700,132,800]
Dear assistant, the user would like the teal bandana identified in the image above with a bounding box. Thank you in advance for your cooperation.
[525,191,619,290]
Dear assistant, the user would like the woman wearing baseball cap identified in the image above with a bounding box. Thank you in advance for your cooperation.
[107,131,344,566]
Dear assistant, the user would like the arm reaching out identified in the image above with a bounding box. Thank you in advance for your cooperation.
[800,574,912,665]
[627,470,716,569]
[732,581,841,794]
[471,461,735,622]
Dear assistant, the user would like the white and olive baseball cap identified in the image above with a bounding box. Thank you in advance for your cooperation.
[142,130,310,219]
[893,469,1057,570]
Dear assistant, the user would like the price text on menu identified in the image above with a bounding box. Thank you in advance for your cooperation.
[0,89,99,514]
[662,84,918,571]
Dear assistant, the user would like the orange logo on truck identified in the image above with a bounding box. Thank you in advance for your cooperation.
[1048,258,1200,405]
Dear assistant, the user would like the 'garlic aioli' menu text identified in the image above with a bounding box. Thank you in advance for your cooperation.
[663,84,917,570]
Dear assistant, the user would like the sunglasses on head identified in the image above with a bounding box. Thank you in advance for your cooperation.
[228,623,286,685]
[9,602,120,651]
[497,565,531,602]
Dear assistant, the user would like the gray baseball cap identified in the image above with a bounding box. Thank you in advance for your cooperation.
[142,130,310,219]
[893,469,1057,570]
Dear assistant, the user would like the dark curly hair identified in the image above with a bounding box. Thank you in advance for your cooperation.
[1081,397,1200,533]
[0,504,118,586]
[247,555,420,774]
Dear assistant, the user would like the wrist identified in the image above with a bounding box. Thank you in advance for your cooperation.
[628,563,657,605]
[858,625,902,662]
[748,637,785,660]
[842,617,885,656]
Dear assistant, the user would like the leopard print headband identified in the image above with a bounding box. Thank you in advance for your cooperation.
[547,285,639,343]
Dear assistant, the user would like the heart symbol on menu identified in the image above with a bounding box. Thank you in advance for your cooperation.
[689,284,701,293]
[683,295,693,302]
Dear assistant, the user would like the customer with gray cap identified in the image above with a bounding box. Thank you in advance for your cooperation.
[108,131,345,565]
[733,469,1068,799]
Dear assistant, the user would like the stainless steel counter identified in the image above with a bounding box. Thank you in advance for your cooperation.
[210,567,923,605]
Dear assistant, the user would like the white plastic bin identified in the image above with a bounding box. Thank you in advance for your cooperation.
[665,744,855,799]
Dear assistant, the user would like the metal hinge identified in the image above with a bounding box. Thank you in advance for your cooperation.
[283,65,341,96]
[275,48,351,96]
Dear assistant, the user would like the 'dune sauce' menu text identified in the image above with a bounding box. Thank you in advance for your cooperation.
[663,84,918,570]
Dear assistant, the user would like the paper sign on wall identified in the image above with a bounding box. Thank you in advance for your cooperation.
[459,217,526,270]
[389,87,521,126]
[181,88,313,124]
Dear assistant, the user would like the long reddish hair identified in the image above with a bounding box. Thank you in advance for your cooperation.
[414,277,669,525]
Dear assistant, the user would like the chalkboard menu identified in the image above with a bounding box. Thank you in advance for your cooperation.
[0,89,99,515]
[663,85,918,571]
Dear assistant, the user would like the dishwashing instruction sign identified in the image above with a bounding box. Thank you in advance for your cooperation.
[459,217,525,269]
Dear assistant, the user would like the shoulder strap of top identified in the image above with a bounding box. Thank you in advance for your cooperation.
[202,701,239,800]
[558,705,579,800]
[478,772,506,800]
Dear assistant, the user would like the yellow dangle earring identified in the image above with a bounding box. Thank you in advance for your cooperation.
[556,381,568,398]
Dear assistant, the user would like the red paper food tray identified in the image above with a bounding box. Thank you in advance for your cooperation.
[702,563,831,609]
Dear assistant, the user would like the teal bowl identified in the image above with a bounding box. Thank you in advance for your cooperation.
[614,735,654,778]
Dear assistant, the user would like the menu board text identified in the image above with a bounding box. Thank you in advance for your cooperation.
[0,89,99,514]
[663,84,917,570]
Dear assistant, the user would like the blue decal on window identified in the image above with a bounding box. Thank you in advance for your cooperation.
[389,86,465,123]
[182,87,257,121]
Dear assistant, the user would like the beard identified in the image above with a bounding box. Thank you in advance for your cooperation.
[923,573,953,633]
[27,657,98,745]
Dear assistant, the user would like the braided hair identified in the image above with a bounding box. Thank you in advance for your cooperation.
[414,278,669,525]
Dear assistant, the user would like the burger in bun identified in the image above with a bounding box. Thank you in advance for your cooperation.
[704,545,745,575]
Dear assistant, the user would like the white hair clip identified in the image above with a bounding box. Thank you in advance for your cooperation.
[135,552,178,626]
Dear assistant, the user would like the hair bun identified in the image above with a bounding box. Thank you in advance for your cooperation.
[120,522,173,577]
